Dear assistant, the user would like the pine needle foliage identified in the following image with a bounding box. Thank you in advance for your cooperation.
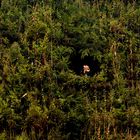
[0,0,140,139]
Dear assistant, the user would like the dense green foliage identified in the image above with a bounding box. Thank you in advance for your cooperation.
[0,0,140,139]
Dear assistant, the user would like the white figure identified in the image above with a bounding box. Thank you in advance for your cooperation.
[83,65,90,76]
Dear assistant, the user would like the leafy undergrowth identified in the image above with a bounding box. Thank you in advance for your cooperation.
[0,0,140,139]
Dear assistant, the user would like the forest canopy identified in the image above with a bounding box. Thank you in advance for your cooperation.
[0,0,140,139]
